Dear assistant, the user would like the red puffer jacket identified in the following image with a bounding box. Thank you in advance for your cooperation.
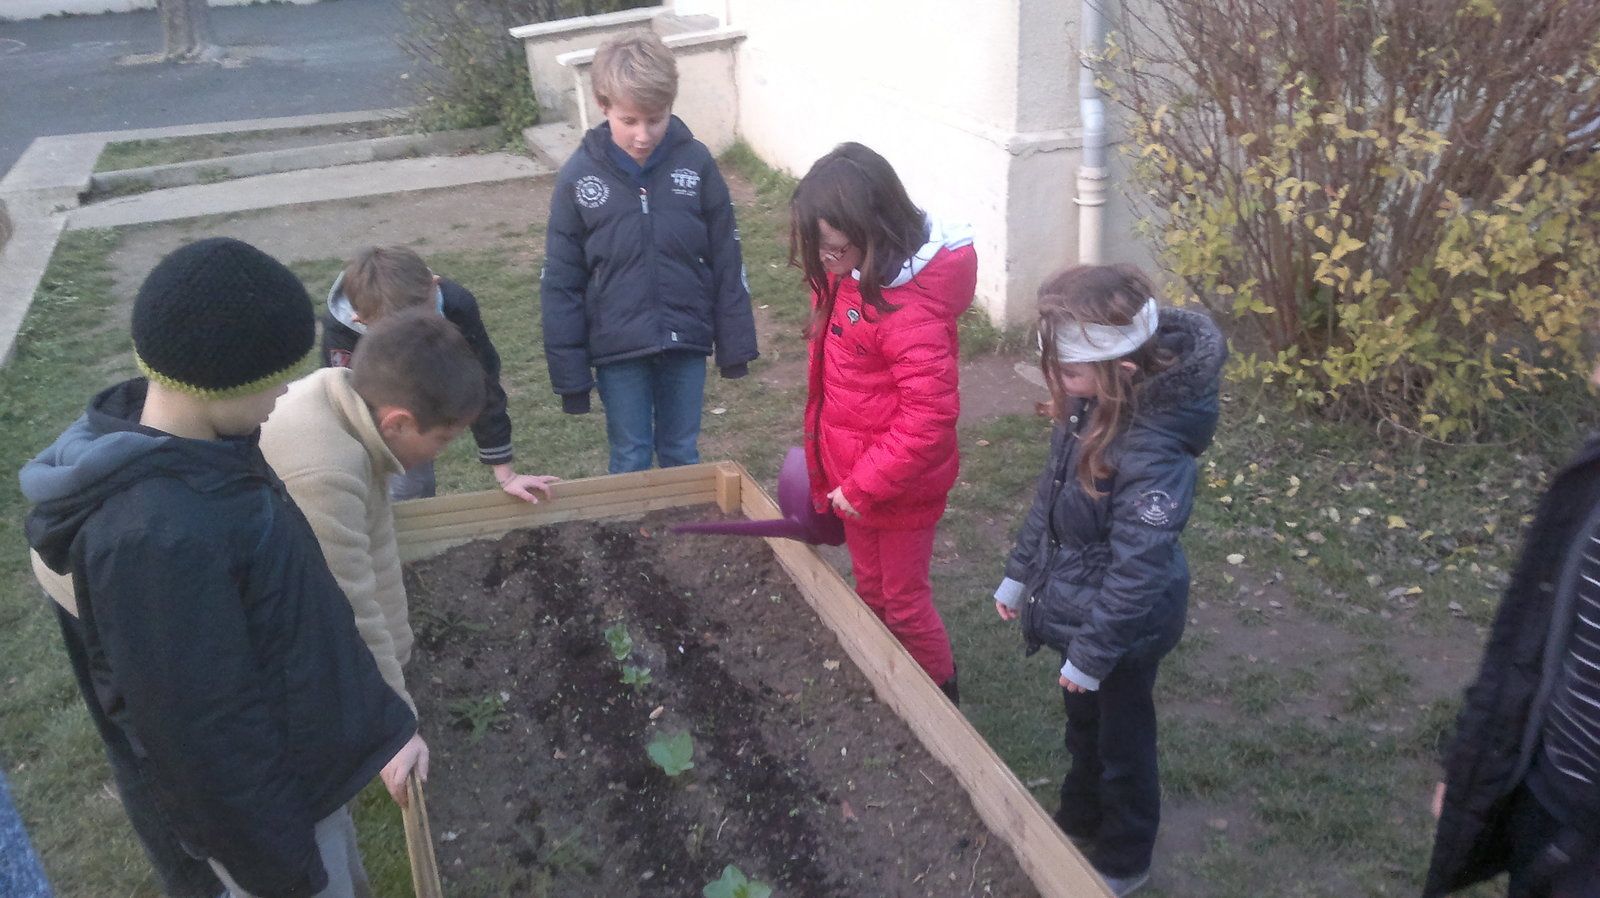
[804,226,978,531]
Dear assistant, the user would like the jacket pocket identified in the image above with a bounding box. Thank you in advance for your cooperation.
[1024,542,1112,650]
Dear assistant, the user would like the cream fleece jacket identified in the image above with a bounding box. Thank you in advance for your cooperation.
[260,368,413,711]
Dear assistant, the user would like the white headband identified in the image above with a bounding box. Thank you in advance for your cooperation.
[1043,297,1160,363]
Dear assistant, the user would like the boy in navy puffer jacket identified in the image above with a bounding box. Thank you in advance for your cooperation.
[540,31,758,473]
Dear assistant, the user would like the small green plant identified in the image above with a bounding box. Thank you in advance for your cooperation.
[604,623,633,661]
[414,606,488,649]
[703,865,773,898]
[646,730,695,777]
[447,692,507,744]
[620,664,653,689]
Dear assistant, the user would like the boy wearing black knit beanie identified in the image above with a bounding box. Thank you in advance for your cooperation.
[20,238,425,898]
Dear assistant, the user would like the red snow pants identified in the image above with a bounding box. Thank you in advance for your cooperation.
[842,520,955,685]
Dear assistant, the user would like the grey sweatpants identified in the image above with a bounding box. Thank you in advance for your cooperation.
[209,805,371,898]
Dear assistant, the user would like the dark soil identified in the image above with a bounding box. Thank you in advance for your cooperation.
[404,507,1039,898]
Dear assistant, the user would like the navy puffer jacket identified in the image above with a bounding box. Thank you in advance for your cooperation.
[1423,438,1600,897]
[20,380,416,898]
[1003,308,1225,681]
[540,116,758,411]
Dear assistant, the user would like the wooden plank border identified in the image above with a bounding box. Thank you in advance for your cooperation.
[393,461,1109,898]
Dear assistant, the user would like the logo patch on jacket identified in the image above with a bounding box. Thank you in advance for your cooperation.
[670,167,700,197]
[1135,489,1179,527]
[575,175,610,209]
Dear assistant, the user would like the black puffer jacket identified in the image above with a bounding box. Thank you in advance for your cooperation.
[540,116,759,412]
[1003,309,1225,681]
[20,380,416,898]
[1423,437,1600,897]
[323,276,514,466]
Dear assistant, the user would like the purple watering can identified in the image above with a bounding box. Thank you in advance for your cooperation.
[672,447,846,546]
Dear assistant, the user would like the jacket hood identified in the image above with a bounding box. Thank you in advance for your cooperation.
[326,272,445,336]
[20,379,264,573]
[862,215,975,289]
[580,115,695,171]
[1128,307,1227,456]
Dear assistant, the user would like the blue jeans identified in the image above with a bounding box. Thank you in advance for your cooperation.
[595,351,707,474]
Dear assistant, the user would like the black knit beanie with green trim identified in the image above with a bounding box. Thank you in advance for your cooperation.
[132,238,314,398]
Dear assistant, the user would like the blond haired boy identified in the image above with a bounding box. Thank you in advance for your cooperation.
[540,31,758,473]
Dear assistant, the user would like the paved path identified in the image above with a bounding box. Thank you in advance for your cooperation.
[67,153,551,229]
[0,0,412,177]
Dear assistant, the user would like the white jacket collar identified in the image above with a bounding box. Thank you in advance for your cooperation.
[326,272,445,335]
[853,216,974,289]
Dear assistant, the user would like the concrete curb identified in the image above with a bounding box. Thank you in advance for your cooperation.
[0,193,69,366]
[89,126,501,194]
[0,108,540,369]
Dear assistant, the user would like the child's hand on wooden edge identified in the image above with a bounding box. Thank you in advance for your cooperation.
[495,469,561,504]
[995,601,1018,621]
[826,487,860,519]
[382,733,429,808]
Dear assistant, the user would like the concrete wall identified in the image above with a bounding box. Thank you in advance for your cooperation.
[0,0,318,22]
[716,0,1152,326]
[513,5,667,126]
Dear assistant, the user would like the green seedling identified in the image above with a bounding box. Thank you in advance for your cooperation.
[447,693,507,745]
[647,730,695,777]
[413,606,487,647]
[702,865,773,898]
[621,665,653,689]
[604,623,634,661]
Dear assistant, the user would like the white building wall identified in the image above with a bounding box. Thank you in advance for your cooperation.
[715,0,1151,325]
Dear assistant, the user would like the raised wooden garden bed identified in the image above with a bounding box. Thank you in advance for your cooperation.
[393,462,1109,898]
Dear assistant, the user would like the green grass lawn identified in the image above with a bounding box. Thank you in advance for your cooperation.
[0,148,1592,896]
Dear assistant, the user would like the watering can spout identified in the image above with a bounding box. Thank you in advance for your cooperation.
[671,448,846,546]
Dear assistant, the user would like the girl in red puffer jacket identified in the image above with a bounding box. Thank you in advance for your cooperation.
[790,142,978,701]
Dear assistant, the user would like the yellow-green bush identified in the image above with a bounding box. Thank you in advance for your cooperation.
[1112,0,1600,439]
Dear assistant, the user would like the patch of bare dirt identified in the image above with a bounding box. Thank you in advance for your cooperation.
[404,508,1041,898]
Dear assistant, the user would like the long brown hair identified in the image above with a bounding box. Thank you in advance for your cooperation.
[1038,265,1177,496]
[789,143,927,340]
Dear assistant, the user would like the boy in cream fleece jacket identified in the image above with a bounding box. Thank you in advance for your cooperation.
[260,312,488,710]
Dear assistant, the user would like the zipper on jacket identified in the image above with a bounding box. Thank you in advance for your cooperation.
[639,187,650,215]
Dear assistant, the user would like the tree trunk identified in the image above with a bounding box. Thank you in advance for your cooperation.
[159,0,213,61]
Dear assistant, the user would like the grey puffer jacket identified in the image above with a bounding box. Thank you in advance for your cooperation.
[1000,308,1225,682]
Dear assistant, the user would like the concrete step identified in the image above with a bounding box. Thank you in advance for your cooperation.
[67,153,551,230]
[87,127,502,195]
[523,121,582,171]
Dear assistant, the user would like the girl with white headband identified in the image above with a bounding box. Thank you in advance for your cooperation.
[993,263,1225,896]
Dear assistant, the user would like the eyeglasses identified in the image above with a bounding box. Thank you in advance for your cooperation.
[820,241,854,264]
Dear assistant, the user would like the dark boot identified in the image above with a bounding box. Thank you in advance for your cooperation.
[938,667,960,705]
